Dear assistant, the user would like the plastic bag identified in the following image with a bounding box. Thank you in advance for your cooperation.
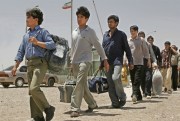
[152,69,163,95]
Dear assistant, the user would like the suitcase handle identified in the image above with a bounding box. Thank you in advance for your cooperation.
[91,69,106,80]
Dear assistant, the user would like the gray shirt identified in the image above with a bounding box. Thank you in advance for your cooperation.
[171,53,180,65]
[70,26,107,64]
[146,41,157,63]
[128,36,150,65]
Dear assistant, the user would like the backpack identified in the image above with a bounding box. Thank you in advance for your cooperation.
[33,29,69,74]
[45,35,69,74]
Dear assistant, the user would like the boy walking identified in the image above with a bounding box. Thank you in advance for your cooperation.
[128,25,151,104]
[11,8,56,121]
[70,6,109,117]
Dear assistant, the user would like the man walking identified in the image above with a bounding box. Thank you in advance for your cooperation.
[138,31,157,99]
[147,36,162,67]
[171,45,179,91]
[128,25,151,104]
[101,15,133,108]
[11,8,55,121]
[161,41,178,94]
[70,6,109,117]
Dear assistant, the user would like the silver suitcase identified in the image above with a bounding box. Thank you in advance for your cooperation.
[58,81,76,103]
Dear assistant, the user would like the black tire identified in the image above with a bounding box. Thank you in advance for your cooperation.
[1,83,10,88]
[48,78,55,87]
[15,78,24,87]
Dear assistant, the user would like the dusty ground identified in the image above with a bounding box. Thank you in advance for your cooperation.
[0,84,180,121]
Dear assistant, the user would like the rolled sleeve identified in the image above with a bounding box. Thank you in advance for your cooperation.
[42,30,56,50]
[15,38,25,62]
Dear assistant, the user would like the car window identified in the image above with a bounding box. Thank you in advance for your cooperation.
[19,66,27,72]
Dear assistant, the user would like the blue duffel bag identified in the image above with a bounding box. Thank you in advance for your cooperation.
[88,69,108,94]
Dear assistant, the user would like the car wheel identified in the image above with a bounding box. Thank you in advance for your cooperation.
[48,78,55,87]
[15,78,24,87]
[1,83,10,88]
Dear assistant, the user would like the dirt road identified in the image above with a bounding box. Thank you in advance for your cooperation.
[0,85,180,121]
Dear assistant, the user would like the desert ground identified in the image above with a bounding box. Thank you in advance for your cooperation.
[0,84,180,121]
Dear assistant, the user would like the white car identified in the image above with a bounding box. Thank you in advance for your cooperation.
[0,65,59,88]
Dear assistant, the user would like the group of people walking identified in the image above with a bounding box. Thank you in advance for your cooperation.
[11,6,180,121]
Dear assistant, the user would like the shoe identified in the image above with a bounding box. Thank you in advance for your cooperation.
[146,96,152,99]
[156,95,160,98]
[119,100,126,108]
[70,111,79,117]
[173,89,177,91]
[34,116,45,121]
[167,90,172,94]
[164,88,167,92]
[85,105,98,113]
[44,105,55,121]
[132,95,137,104]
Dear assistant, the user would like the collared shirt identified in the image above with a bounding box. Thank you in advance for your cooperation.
[15,25,55,62]
[128,36,150,65]
[161,49,176,68]
[102,28,133,65]
[70,26,107,64]
[171,53,180,65]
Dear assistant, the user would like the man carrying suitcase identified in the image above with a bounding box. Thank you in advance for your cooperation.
[70,6,109,117]
[101,15,133,108]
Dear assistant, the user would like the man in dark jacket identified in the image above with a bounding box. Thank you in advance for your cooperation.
[147,36,162,66]
[101,15,133,108]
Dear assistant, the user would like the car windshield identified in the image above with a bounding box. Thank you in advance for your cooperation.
[3,66,14,71]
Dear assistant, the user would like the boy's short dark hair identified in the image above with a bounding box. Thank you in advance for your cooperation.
[147,36,154,40]
[164,41,171,45]
[76,6,90,18]
[171,45,178,50]
[26,7,43,25]
[138,31,145,37]
[108,15,119,23]
[130,25,139,31]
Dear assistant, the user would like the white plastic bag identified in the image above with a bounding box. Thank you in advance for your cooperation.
[152,69,163,95]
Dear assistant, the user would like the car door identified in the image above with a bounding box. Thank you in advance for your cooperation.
[18,66,28,84]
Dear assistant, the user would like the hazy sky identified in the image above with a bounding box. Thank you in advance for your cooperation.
[0,0,180,69]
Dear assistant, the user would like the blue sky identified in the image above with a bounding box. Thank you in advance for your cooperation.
[0,0,180,69]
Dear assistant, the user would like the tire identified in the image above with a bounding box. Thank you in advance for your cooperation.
[15,78,24,87]
[1,83,10,88]
[48,78,55,87]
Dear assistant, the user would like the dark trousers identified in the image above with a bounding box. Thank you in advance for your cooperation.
[171,65,178,90]
[141,59,152,96]
[141,59,147,94]
[130,65,143,100]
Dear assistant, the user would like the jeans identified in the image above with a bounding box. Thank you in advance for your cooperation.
[71,62,97,112]
[106,65,126,107]
[130,65,143,99]
[171,65,178,90]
